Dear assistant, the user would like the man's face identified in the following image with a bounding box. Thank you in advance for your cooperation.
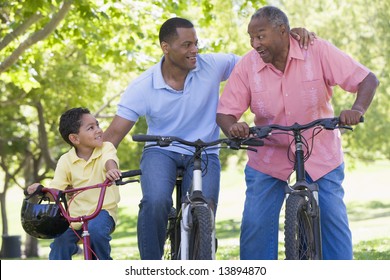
[247,17,286,64]
[163,27,199,71]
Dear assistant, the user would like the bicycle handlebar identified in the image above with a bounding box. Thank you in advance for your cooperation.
[116,169,142,185]
[132,134,264,151]
[121,169,142,178]
[26,169,141,223]
[249,117,364,138]
[25,170,142,197]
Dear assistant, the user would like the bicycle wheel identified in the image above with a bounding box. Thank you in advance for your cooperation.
[284,194,317,260]
[163,206,179,260]
[188,206,212,260]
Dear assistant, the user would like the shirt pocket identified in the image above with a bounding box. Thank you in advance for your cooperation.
[250,90,275,120]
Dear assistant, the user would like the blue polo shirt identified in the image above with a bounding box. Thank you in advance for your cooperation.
[117,53,240,155]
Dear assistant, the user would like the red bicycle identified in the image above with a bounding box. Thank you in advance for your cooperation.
[21,169,141,260]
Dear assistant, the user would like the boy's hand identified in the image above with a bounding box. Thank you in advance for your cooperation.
[106,169,121,182]
[26,183,41,195]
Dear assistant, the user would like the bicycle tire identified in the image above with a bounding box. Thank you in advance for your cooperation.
[163,206,179,260]
[284,194,317,260]
[188,206,213,260]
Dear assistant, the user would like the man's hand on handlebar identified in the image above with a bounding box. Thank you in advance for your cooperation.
[228,122,250,138]
[339,109,364,126]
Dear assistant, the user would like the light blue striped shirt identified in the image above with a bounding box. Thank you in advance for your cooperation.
[117,53,240,154]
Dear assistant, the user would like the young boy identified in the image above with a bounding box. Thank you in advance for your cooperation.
[27,107,121,260]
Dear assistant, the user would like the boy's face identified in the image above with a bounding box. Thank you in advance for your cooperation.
[70,114,103,149]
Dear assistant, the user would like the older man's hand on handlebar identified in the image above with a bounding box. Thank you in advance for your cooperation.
[339,109,364,126]
[228,122,250,138]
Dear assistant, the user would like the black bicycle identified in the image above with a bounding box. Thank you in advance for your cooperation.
[249,117,362,260]
[132,135,263,260]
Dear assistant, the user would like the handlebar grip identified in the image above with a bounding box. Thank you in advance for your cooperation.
[132,134,160,142]
[359,116,364,123]
[24,184,44,199]
[121,169,142,178]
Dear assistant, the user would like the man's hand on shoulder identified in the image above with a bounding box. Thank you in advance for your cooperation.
[290,27,316,49]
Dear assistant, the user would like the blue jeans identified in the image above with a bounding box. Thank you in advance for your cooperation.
[137,148,221,260]
[49,210,114,260]
[240,163,352,260]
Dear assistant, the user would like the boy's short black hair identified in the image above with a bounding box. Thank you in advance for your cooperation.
[59,107,90,146]
[159,17,194,44]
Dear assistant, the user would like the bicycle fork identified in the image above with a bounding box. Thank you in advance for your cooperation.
[180,155,216,260]
[80,219,93,260]
[290,138,323,259]
[180,201,216,259]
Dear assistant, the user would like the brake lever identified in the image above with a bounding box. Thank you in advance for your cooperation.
[246,147,258,152]
[337,125,353,131]
[322,118,340,130]
[250,127,272,138]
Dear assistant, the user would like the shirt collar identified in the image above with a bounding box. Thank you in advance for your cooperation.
[69,146,102,164]
[288,36,305,61]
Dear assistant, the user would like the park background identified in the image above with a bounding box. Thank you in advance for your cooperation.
[0,0,389,260]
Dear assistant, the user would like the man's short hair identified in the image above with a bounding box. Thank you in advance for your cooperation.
[252,6,290,30]
[159,17,194,44]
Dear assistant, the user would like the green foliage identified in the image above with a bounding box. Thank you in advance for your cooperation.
[0,0,269,182]
[280,0,390,162]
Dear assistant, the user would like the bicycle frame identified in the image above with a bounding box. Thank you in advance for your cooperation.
[38,170,141,260]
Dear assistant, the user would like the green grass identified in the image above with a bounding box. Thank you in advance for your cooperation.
[2,160,390,260]
[23,202,390,260]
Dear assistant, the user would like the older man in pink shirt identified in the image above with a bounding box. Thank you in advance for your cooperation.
[217,6,379,260]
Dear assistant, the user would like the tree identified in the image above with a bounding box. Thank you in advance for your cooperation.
[0,0,262,257]
[280,0,390,163]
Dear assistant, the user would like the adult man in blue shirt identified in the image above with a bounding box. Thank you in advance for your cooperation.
[103,17,313,259]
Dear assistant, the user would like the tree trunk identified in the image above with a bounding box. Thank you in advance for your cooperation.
[24,234,39,258]
[0,175,9,258]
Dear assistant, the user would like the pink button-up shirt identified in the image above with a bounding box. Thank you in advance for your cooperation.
[218,37,370,181]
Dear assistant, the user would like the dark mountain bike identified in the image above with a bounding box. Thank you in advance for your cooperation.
[249,117,362,260]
